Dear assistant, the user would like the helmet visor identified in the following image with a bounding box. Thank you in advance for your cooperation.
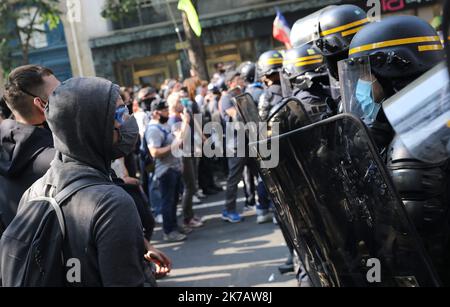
[338,56,381,124]
[280,70,293,97]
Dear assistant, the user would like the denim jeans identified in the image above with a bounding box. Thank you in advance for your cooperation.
[159,168,182,234]
[257,180,272,210]
[148,173,162,216]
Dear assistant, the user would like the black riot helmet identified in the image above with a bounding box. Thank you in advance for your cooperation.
[315,5,369,57]
[238,61,257,83]
[257,50,284,78]
[339,16,445,126]
[282,43,324,80]
[348,15,444,86]
[290,5,369,80]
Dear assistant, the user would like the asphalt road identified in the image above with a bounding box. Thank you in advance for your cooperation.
[152,182,297,287]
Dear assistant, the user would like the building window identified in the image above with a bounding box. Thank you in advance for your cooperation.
[110,0,291,30]
[111,0,181,30]
[16,7,48,49]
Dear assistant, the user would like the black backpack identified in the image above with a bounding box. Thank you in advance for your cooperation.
[0,179,104,287]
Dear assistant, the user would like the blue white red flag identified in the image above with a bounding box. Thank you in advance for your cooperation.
[273,9,292,49]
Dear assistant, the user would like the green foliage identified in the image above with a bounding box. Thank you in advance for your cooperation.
[101,0,140,21]
[0,0,61,70]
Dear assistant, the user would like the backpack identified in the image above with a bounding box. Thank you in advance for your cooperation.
[140,124,169,173]
[0,178,105,287]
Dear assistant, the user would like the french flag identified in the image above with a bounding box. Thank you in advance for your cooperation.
[273,9,292,49]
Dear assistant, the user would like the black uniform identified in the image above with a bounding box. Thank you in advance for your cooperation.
[246,83,264,105]
[258,84,283,121]
[292,83,332,124]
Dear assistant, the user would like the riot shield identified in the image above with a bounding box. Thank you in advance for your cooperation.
[268,97,312,134]
[383,63,450,164]
[234,93,261,124]
[234,95,441,286]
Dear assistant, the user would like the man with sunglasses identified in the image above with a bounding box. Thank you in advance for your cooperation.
[0,65,60,231]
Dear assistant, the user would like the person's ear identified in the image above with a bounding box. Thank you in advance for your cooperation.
[33,97,46,113]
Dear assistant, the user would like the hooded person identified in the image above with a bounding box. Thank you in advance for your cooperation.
[15,77,145,286]
[0,65,59,231]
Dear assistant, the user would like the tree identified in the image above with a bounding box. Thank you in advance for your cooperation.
[101,0,139,21]
[0,0,61,74]
[102,0,209,81]
[180,0,209,81]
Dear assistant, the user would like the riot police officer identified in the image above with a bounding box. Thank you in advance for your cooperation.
[257,50,284,121]
[290,4,370,104]
[269,43,335,284]
[340,15,449,284]
[281,43,333,124]
[238,61,264,104]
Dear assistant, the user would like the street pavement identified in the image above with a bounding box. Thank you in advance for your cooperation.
[152,182,298,287]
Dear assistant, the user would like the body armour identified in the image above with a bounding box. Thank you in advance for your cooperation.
[387,136,449,231]
[387,136,450,283]
[292,84,333,124]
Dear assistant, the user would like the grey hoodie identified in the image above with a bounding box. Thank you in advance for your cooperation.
[18,77,145,287]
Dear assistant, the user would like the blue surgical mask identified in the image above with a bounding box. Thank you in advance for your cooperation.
[355,79,380,122]
[181,98,192,108]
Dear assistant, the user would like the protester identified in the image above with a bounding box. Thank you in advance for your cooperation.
[2,77,146,286]
[145,99,189,242]
[219,70,247,223]
[167,93,204,229]
[212,62,226,91]
[0,65,59,230]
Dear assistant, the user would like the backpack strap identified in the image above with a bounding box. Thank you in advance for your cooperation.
[147,124,170,146]
[32,179,109,238]
[54,178,108,204]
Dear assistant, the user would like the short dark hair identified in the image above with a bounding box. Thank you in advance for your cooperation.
[3,65,54,119]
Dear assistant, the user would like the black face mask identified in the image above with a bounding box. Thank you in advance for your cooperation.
[127,103,133,115]
[159,115,169,124]
[111,117,139,160]
[141,98,156,112]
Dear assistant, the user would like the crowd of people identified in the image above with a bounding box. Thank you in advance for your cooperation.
[112,61,278,242]
[0,2,449,287]
[0,57,283,286]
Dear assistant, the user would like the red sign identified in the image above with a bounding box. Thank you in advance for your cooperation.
[382,0,405,12]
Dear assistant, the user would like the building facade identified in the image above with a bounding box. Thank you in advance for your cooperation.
[65,0,442,88]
